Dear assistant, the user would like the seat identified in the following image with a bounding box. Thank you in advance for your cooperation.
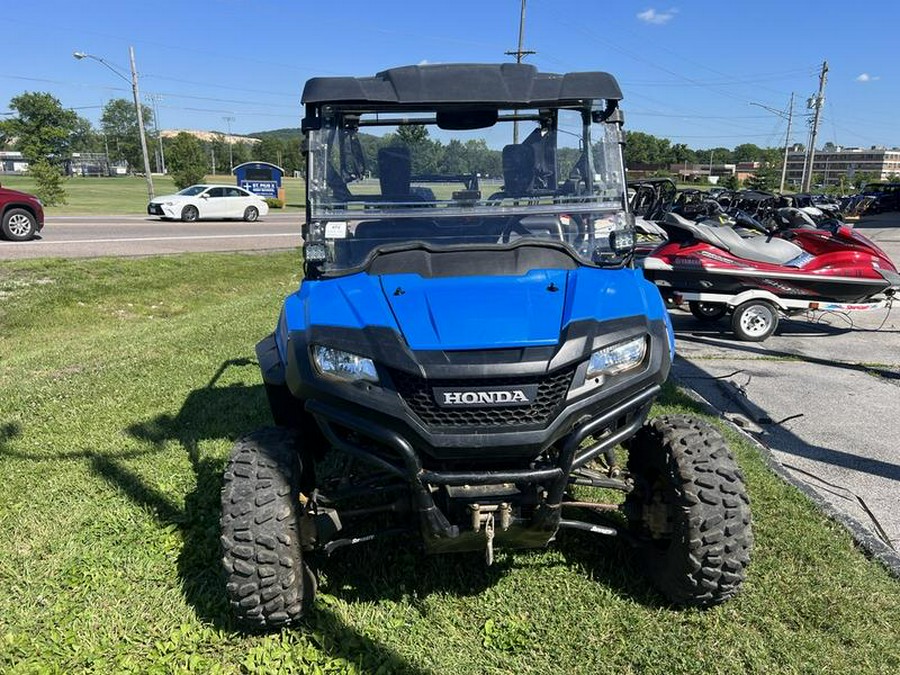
[377,146,435,204]
[378,146,412,198]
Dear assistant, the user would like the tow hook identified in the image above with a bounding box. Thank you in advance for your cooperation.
[468,503,511,565]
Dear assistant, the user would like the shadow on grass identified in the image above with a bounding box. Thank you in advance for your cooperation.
[0,421,22,452]
[116,359,429,674]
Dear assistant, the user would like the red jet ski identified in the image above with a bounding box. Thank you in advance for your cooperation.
[641,211,900,340]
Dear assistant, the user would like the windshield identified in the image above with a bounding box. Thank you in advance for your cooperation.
[178,185,208,196]
[305,106,629,274]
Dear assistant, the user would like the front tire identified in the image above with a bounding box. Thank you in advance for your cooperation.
[731,300,778,341]
[1,208,37,241]
[220,427,316,628]
[624,415,753,607]
[243,206,259,222]
[181,205,199,222]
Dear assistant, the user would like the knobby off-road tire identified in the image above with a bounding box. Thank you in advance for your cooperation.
[624,415,753,607]
[220,427,316,628]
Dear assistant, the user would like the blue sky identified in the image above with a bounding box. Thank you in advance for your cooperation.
[3,1,897,150]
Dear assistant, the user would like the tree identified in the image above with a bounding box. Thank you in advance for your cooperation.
[1,92,79,162]
[28,159,67,205]
[396,124,428,146]
[1,92,80,205]
[624,131,672,166]
[732,143,764,163]
[721,174,740,190]
[166,132,208,189]
[70,117,103,154]
[745,165,778,191]
[100,98,154,173]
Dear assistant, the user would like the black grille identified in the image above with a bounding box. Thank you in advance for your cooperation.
[389,366,576,430]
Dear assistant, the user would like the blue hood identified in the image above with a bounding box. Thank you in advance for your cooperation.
[380,270,569,351]
[282,267,669,354]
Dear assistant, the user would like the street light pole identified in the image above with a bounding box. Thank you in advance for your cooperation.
[73,47,154,200]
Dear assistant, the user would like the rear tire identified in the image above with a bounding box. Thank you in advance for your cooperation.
[624,415,753,607]
[731,300,778,341]
[243,206,259,222]
[688,301,727,322]
[1,208,37,241]
[220,427,316,628]
[181,205,199,222]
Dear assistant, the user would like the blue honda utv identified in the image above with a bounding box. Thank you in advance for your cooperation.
[220,63,752,628]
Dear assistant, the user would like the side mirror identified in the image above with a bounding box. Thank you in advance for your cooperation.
[200,193,209,199]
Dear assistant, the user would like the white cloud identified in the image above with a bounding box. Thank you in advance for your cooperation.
[637,8,677,24]
[856,73,880,83]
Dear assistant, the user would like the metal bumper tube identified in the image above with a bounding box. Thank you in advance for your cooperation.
[307,382,660,539]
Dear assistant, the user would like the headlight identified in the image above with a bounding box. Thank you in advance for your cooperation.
[586,336,647,379]
[312,345,378,383]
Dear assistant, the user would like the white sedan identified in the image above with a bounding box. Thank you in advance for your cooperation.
[147,184,270,222]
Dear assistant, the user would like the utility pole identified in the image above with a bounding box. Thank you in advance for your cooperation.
[223,115,235,173]
[129,46,154,199]
[781,93,794,193]
[505,0,535,143]
[148,94,166,174]
[74,48,154,198]
[750,93,795,192]
[802,60,828,192]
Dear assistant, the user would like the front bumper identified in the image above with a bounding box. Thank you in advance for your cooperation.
[258,314,670,462]
[147,202,178,218]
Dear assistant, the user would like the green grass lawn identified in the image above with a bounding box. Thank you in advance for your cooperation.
[1,253,899,674]
[0,174,307,215]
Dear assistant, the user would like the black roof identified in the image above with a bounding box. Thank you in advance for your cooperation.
[301,63,622,107]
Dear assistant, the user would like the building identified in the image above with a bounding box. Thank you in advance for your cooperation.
[0,150,28,174]
[669,162,736,182]
[784,146,900,188]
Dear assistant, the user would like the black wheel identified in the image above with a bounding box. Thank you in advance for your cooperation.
[731,300,778,341]
[181,205,200,222]
[688,301,727,322]
[1,208,37,241]
[220,427,316,628]
[624,415,753,607]
[243,206,259,222]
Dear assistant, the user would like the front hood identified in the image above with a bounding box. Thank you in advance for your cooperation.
[0,187,39,203]
[150,194,190,204]
[282,267,668,355]
[380,270,569,350]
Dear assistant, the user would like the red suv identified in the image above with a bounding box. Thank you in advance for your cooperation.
[0,183,44,241]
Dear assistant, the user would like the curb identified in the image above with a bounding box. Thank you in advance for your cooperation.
[673,376,900,579]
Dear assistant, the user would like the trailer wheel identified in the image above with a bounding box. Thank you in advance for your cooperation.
[624,415,753,607]
[731,300,778,341]
[220,427,316,628]
[688,301,727,322]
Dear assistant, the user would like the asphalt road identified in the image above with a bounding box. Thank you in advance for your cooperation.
[0,213,303,259]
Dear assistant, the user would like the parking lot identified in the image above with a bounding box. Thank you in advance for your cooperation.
[671,212,900,568]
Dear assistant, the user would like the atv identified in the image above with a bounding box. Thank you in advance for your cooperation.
[220,63,753,628]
